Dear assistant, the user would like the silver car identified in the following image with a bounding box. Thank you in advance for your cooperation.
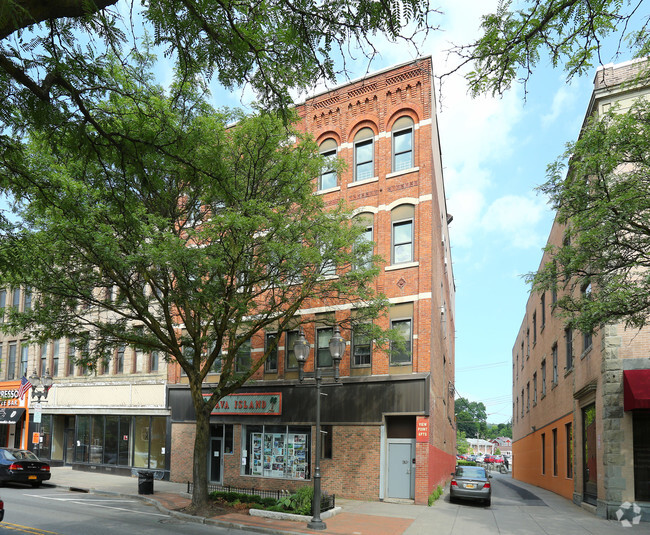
[450,465,492,506]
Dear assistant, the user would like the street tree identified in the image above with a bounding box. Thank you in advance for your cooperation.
[0,54,387,508]
[532,99,650,332]
[448,0,649,97]
[449,0,650,332]
[454,397,487,438]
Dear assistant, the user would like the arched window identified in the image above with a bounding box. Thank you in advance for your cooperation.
[391,204,415,264]
[319,139,338,190]
[392,117,414,172]
[354,128,374,181]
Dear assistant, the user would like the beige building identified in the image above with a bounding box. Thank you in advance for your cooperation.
[0,285,170,476]
[512,58,650,521]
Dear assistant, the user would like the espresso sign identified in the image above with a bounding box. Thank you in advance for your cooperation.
[207,393,282,416]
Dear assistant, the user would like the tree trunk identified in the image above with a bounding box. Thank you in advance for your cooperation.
[191,394,211,508]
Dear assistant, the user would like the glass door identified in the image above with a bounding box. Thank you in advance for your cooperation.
[210,437,222,483]
[582,404,597,505]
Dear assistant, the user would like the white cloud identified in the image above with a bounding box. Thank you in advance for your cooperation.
[481,194,551,249]
[541,79,581,128]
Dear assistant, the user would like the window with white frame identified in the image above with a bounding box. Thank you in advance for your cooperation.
[20,342,29,377]
[318,139,338,190]
[391,204,415,265]
[353,128,374,181]
[390,319,412,365]
[392,116,414,171]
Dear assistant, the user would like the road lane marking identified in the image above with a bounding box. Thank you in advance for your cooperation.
[24,494,168,517]
[0,523,60,535]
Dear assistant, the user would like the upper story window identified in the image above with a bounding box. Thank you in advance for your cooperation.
[316,327,333,368]
[235,339,251,373]
[285,330,299,370]
[392,117,414,171]
[265,332,278,373]
[352,324,371,367]
[318,139,338,190]
[391,204,415,265]
[354,128,374,181]
[354,213,374,270]
[565,327,573,370]
[23,287,31,311]
[0,289,5,324]
[12,288,20,309]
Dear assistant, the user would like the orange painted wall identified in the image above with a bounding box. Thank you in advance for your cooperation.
[512,413,574,500]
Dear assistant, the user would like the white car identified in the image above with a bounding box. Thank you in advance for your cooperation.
[475,455,485,463]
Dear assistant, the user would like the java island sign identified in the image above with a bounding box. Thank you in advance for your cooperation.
[207,393,282,416]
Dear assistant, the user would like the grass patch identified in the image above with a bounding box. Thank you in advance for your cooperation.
[428,485,444,506]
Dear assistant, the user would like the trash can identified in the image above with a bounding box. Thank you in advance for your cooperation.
[137,470,154,495]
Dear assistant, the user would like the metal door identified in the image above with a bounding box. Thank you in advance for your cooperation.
[387,440,415,499]
[210,437,222,483]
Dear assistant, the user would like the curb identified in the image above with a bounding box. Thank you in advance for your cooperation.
[46,482,296,535]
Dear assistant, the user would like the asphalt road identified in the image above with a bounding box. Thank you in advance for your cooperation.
[0,485,260,535]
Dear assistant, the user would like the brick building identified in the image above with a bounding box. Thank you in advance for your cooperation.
[168,56,457,504]
[512,59,650,520]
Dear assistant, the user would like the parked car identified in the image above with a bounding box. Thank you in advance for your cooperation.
[450,465,492,506]
[0,448,51,487]
[475,455,485,463]
[0,498,3,521]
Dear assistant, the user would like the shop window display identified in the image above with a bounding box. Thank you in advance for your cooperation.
[242,425,311,480]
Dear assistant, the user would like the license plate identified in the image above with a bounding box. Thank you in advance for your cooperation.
[28,475,37,480]
[465,483,475,489]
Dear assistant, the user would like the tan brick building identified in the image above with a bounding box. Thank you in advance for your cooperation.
[512,58,650,520]
[168,56,457,504]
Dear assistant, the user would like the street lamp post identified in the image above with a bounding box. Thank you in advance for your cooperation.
[29,370,53,456]
[294,325,346,531]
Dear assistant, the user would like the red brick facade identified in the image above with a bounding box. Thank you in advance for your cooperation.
[169,57,456,505]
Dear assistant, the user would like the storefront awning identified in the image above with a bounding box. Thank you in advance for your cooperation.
[0,408,25,424]
[623,370,650,411]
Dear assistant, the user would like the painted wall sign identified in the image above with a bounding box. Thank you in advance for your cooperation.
[416,416,429,443]
[206,393,282,415]
[0,381,28,408]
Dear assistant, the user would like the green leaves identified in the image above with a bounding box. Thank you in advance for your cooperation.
[531,99,650,331]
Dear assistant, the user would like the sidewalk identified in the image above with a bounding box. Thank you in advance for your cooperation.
[47,466,421,535]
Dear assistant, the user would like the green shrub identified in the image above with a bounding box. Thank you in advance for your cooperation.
[261,497,278,507]
[427,485,444,506]
[456,460,477,466]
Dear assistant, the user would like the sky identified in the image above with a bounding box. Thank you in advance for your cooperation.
[121,0,618,425]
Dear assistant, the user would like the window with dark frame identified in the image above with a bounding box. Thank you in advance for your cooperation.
[116,344,125,374]
[552,344,558,384]
[318,139,338,190]
[317,327,333,368]
[52,339,59,377]
[541,360,546,397]
[565,327,573,370]
[390,318,412,365]
[392,117,414,171]
[354,128,374,181]
[392,219,413,264]
[0,289,5,323]
[285,330,299,370]
[20,342,28,377]
[265,332,279,373]
[541,293,546,327]
[67,338,76,376]
[552,428,558,476]
[235,339,251,373]
[566,422,573,479]
[532,312,537,344]
[352,325,371,367]
[8,342,16,380]
[533,372,537,405]
[40,342,48,376]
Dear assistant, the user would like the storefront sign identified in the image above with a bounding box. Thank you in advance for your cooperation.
[207,393,282,415]
[416,416,429,442]
[0,381,27,408]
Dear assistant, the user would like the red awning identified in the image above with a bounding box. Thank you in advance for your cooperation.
[623,370,650,411]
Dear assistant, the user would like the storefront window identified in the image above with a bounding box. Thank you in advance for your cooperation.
[118,415,131,466]
[149,417,166,469]
[104,415,119,465]
[36,414,52,459]
[75,416,90,463]
[133,415,150,468]
[242,425,311,480]
[90,415,104,463]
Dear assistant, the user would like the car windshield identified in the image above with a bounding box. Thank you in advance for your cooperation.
[455,466,487,479]
[4,449,40,461]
